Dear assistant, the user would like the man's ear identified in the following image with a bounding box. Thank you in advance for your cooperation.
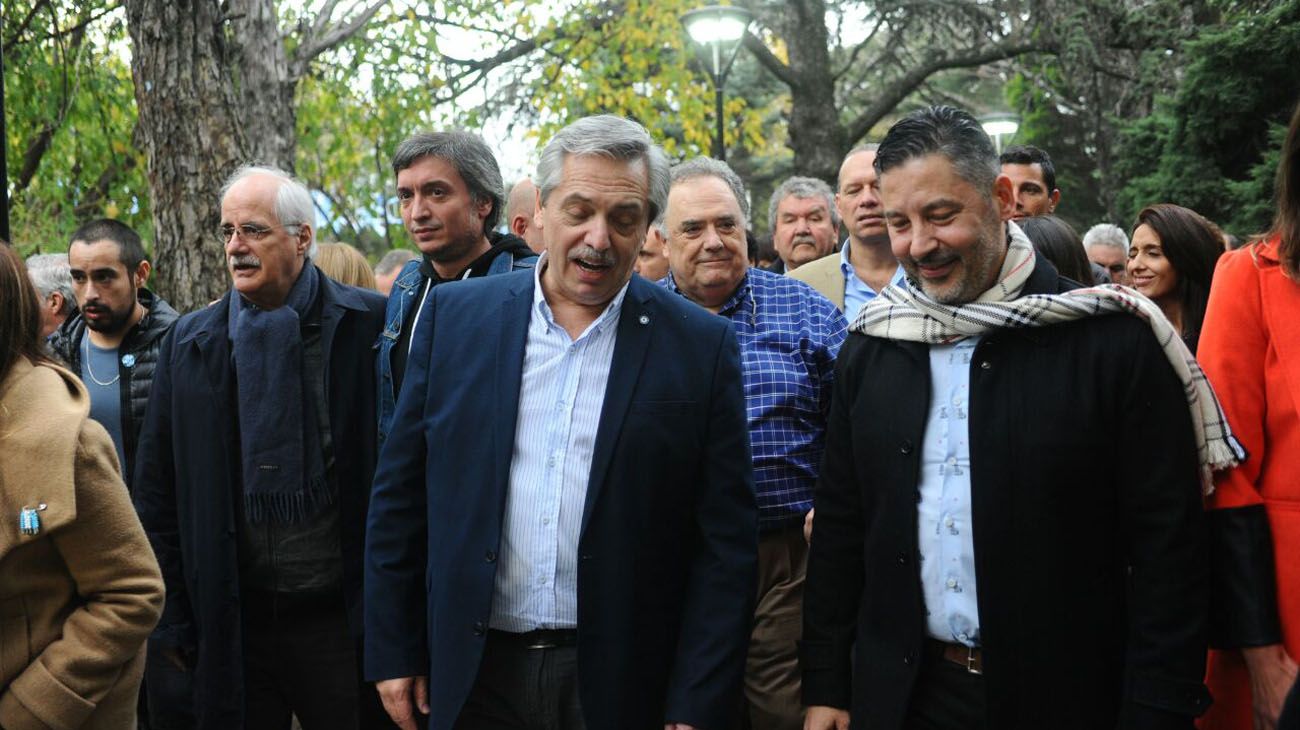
[1048,189,1061,212]
[511,214,529,238]
[297,224,314,255]
[133,260,152,288]
[993,175,1015,221]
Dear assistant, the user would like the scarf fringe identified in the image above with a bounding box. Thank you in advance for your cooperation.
[244,475,335,525]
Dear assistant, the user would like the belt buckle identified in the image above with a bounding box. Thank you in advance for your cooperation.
[965,645,982,675]
[526,636,559,650]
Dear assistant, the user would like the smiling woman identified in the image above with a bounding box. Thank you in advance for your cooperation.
[1126,203,1224,353]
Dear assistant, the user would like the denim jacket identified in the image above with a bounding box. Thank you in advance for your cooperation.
[376,250,537,446]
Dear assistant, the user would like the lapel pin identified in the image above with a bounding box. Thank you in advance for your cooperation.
[638,314,650,325]
[19,503,47,536]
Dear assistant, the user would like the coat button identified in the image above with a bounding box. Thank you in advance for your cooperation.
[473,621,486,636]
[980,361,991,370]
[485,550,497,563]
[897,552,908,565]
[580,553,593,561]
[900,440,913,455]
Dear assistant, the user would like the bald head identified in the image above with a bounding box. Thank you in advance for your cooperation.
[506,178,544,253]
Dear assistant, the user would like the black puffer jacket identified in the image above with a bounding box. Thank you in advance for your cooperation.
[50,288,180,490]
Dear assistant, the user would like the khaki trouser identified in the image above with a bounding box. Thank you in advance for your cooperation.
[743,524,808,730]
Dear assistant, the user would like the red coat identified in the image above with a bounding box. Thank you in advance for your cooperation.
[1197,236,1300,728]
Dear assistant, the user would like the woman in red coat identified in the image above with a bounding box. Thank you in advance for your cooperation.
[1198,102,1300,730]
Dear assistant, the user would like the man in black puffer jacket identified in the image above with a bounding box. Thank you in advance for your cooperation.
[50,219,180,493]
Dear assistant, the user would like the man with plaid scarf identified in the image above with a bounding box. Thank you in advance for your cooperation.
[801,106,1235,730]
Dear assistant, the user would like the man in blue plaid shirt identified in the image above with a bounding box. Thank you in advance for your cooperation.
[659,157,847,730]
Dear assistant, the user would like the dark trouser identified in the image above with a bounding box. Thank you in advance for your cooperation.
[739,525,807,730]
[455,630,585,730]
[902,640,988,730]
[143,641,196,730]
[242,591,388,730]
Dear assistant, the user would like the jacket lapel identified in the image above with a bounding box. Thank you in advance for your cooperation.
[493,276,533,492]
[580,279,656,537]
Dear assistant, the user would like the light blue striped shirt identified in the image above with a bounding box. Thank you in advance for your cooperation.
[490,256,628,631]
[840,238,908,321]
[918,337,982,648]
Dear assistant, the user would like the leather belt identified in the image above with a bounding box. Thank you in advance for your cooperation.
[926,638,984,675]
[489,629,578,650]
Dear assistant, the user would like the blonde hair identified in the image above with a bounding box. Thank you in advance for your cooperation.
[315,242,377,290]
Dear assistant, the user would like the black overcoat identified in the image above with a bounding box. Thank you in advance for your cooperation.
[133,272,386,728]
[802,258,1212,729]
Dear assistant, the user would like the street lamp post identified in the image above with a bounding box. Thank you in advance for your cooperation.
[681,5,754,161]
[980,114,1020,156]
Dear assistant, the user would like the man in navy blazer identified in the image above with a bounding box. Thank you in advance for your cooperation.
[364,115,758,730]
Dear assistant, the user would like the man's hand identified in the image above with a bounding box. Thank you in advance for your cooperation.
[1243,644,1299,730]
[804,706,850,730]
[377,676,430,730]
[804,508,815,544]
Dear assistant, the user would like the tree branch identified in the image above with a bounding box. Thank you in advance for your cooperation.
[289,0,388,79]
[743,31,795,87]
[845,40,1055,143]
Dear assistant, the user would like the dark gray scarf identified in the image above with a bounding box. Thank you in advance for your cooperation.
[228,262,329,524]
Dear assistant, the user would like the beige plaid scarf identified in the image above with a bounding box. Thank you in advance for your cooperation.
[850,221,1244,493]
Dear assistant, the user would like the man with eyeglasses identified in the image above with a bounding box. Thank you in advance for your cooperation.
[377,131,537,446]
[133,165,389,729]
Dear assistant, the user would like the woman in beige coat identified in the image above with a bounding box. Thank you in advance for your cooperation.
[0,244,164,729]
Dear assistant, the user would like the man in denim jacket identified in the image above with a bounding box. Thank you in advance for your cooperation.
[377,131,537,444]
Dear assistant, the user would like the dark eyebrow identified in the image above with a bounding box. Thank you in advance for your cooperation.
[920,198,963,215]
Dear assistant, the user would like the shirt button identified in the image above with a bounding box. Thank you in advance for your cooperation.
[944,517,954,528]
[542,517,551,526]
[947,457,957,466]
[947,578,958,589]
[952,397,963,406]
[547,456,556,468]
[959,632,969,642]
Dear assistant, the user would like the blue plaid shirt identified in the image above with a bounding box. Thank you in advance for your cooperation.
[664,268,847,530]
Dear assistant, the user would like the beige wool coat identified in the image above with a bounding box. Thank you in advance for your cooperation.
[0,357,164,730]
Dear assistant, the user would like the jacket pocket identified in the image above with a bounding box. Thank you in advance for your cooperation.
[0,596,30,689]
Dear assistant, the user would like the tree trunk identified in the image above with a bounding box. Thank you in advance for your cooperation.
[778,0,845,185]
[230,0,297,169]
[126,0,249,312]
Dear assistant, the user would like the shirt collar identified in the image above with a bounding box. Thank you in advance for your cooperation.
[531,252,631,337]
[840,239,909,291]
[664,269,753,318]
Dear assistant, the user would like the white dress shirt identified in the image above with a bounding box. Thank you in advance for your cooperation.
[490,256,628,631]
[918,337,982,647]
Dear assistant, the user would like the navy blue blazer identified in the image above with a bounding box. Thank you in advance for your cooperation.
[364,270,758,730]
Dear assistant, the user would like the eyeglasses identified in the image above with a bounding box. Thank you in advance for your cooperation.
[215,223,297,244]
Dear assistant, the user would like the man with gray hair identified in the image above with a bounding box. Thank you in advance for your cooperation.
[768,176,840,273]
[25,252,78,338]
[366,115,757,730]
[376,130,537,447]
[133,165,389,728]
[660,156,846,730]
[1084,222,1131,286]
[373,248,419,296]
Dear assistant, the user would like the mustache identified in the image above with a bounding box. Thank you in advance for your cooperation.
[913,251,958,268]
[568,246,616,266]
[229,254,262,268]
[791,234,819,246]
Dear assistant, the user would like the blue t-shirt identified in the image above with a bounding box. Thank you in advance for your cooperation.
[82,340,126,472]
